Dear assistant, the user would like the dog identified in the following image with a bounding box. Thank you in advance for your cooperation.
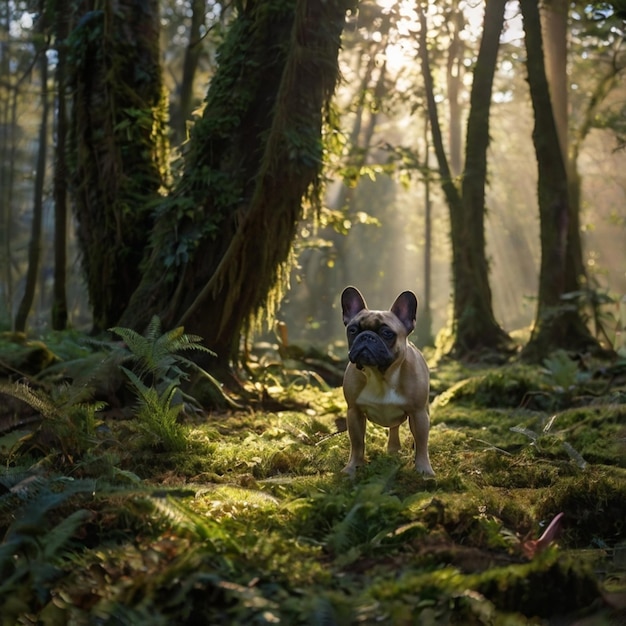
[340,286,434,477]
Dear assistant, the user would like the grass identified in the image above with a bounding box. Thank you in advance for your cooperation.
[0,338,625,624]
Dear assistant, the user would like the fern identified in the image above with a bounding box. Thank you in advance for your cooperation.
[0,381,58,419]
[109,315,215,382]
[541,350,579,389]
[325,474,405,557]
[107,317,218,452]
[150,495,234,547]
[0,472,96,612]
[121,366,186,452]
[0,379,105,464]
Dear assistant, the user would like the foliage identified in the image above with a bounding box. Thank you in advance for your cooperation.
[0,378,104,465]
[0,336,625,623]
[109,316,215,451]
[109,315,215,383]
[0,470,95,618]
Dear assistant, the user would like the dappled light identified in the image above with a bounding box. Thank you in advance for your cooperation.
[1,0,625,622]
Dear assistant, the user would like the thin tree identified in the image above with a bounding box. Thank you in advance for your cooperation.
[415,115,434,347]
[417,0,512,357]
[15,43,50,332]
[51,1,70,330]
[520,0,599,359]
[541,0,587,309]
[0,5,18,326]
[171,0,206,143]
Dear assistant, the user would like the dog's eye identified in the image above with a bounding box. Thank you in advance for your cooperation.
[380,327,395,341]
[348,325,358,336]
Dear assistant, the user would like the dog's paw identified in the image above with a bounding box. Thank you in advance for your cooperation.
[341,464,358,478]
[415,462,435,478]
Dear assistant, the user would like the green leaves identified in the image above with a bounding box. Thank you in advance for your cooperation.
[109,315,215,383]
[109,316,215,452]
[121,366,186,452]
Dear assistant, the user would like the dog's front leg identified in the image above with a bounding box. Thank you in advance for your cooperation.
[408,408,435,476]
[387,425,401,454]
[343,405,366,476]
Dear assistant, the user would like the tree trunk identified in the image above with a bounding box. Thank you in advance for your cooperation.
[540,0,568,158]
[540,0,587,298]
[415,114,434,347]
[120,0,353,367]
[567,43,620,299]
[455,0,512,355]
[0,7,16,326]
[446,4,465,178]
[15,49,49,332]
[417,0,512,358]
[68,0,170,331]
[520,0,598,360]
[171,0,206,143]
[52,2,70,330]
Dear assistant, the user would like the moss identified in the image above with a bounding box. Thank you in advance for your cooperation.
[473,551,601,616]
[535,470,626,547]
[3,344,625,624]
[432,365,551,410]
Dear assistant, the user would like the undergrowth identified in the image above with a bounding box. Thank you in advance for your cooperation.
[0,329,625,624]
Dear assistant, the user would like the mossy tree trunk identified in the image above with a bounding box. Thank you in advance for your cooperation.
[120,0,353,367]
[520,0,598,361]
[417,0,512,358]
[68,0,170,332]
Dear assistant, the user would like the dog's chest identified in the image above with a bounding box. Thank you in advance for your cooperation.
[355,370,408,426]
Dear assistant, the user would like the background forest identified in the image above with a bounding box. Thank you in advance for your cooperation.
[1,0,624,357]
[0,0,626,624]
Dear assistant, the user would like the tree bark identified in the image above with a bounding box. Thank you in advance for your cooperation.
[171,0,206,143]
[68,0,170,331]
[120,0,353,367]
[415,114,434,347]
[540,0,588,298]
[52,1,70,330]
[0,7,17,326]
[520,0,598,360]
[15,48,49,332]
[417,0,512,357]
[446,4,465,178]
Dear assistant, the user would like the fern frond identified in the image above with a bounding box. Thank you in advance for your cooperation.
[108,326,150,358]
[120,366,151,398]
[143,315,163,341]
[0,381,58,419]
[151,495,231,546]
[121,366,186,451]
[159,329,214,355]
[42,509,92,561]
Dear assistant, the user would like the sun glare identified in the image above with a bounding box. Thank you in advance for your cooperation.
[376,0,421,73]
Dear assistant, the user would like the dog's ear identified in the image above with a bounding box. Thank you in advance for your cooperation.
[341,286,367,326]
[390,291,418,333]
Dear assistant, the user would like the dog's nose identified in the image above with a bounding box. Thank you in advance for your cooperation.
[358,330,378,343]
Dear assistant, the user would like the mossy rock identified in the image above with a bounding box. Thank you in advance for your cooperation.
[0,334,60,375]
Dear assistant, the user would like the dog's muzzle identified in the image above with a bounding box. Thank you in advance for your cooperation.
[348,330,394,370]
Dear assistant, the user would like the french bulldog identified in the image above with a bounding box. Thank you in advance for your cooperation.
[341,286,434,477]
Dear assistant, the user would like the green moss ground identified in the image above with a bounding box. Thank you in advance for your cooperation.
[1,348,625,624]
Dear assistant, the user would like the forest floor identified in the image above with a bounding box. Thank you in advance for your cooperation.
[0,331,625,625]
